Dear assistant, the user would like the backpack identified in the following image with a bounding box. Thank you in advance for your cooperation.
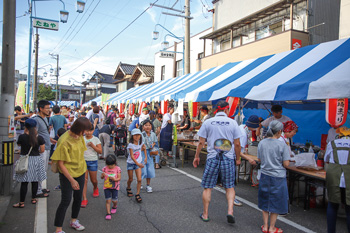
[105,117,111,125]
[106,112,115,125]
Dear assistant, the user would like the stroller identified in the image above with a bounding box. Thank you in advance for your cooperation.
[112,126,128,157]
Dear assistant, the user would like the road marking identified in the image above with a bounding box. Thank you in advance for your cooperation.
[170,167,316,233]
[34,179,47,233]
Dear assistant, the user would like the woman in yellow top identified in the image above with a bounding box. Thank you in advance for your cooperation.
[51,117,91,233]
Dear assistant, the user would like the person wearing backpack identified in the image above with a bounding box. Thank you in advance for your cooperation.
[99,124,116,159]
[106,108,118,125]
[89,106,100,137]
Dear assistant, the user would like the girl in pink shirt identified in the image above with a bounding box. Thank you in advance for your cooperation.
[101,155,121,220]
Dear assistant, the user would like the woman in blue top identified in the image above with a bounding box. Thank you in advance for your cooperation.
[257,120,290,233]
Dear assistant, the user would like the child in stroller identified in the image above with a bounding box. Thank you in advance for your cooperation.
[113,126,128,157]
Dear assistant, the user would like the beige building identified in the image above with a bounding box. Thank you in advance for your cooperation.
[339,0,350,39]
[197,0,343,71]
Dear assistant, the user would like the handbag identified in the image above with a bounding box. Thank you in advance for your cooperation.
[15,147,32,174]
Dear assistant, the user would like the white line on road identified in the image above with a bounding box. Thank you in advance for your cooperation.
[170,167,316,233]
[34,179,48,233]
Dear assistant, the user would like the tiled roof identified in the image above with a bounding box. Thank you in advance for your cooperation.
[120,63,136,75]
[93,71,114,84]
[137,63,154,77]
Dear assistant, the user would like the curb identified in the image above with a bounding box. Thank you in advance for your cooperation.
[34,179,47,233]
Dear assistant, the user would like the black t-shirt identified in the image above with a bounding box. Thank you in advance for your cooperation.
[17,134,45,156]
[99,124,116,134]
[180,115,191,131]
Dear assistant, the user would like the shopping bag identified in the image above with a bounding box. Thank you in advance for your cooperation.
[295,153,318,170]
[15,147,32,174]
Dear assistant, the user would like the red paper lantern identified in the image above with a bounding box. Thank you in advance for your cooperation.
[161,100,168,114]
[226,97,240,117]
[326,98,348,128]
[129,103,135,116]
[119,103,125,113]
[193,102,198,117]
[138,102,147,114]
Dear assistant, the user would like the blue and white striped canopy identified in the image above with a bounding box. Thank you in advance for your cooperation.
[50,101,79,107]
[107,38,350,104]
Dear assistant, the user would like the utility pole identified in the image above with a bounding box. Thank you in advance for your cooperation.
[32,30,39,110]
[56,54,59,103]
[184,0,190,74]
[0,0,16,195]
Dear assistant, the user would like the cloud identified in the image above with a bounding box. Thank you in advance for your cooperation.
[146,8,157,23]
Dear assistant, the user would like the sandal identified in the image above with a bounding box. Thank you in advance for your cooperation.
[227,214,235,224]
[36,193,49,198]
[13,202,24,208]
[135,194,142,203]
[42,189,50,193]
[261,225,269,233]
[270,228,283,233]
[199,213,209,222]
[31,199,38,204]
[126,188,133,197]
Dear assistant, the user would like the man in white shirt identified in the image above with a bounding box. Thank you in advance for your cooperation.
[193,101,241,224]
[257,105,291,137]
[86,101,104,123]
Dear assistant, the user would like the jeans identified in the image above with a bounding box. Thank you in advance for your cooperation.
[155,155,160,164]
[20,182,38,202]
[54,173,85,227]
[327,188,350,233]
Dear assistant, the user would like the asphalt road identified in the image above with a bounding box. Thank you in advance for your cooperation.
[1,151,349,233]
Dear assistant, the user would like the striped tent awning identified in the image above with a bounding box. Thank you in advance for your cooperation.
[50,101,79,107]
[175,38,350,102]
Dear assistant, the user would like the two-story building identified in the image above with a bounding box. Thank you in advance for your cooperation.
[197,0,343,71]
[83,71,115,102]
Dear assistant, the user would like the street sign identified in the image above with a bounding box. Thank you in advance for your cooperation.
[33,17,59,31]
[160,51,175,58]
[292,38,302,50]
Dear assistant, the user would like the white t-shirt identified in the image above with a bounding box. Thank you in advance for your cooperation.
[202,114,210,123]
[127,143,143,164]
[238,124,249,153]
[327,128,339,144]
[324,138,350,188]
[84,136,101,161]
[278,133,294,157]
[86,109,104,122]
[139,113,150,125]
[161,113,171,129]
[197,112,242,160]
[261,115,291,128]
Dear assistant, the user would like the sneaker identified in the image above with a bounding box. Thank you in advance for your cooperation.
[105,214,111,220]
[93,188,99,198]
[54,185,61,191]
[111,206,117,214]
[81,200,88,208]
[54,231,65,233]
[146,186,153,193]
[141,185,143,190]
[70,220,85,231]
[234,199,242,206]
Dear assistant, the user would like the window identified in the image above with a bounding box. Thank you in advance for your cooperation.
[118,82,127,92]
[198,52,204,59]
[232,36,241,48]
[161,65,165,80]
[255,21,282,40]
[176,60,183,77]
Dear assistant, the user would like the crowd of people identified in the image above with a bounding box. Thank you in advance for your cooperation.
[11,99,350,233]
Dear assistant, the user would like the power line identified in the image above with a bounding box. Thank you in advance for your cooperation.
[60,0,160,78]
[52,0,97,53]
[56,0,102,53]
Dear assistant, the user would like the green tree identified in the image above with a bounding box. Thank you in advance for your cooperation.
[37,84,55,101]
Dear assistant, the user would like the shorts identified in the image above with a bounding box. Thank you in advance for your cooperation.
[104,189,118,201]
[201,155,236,189]
[127,163,140,171]
[86,160,98,172]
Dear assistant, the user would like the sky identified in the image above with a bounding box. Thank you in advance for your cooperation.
[0,0,213,85]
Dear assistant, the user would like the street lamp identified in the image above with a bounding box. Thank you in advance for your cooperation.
[68,77,85,107]
[38,64,54,77]
[26,0,86,110]
[152,31,159,40]
[161,41,170,50]
[76,0,86,13]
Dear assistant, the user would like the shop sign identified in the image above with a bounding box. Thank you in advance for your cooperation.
[33,18,59,31]
[326,98,348,128]
[160,52,175,58]
[292,39,302,50]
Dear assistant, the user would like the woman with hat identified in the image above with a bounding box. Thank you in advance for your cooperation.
[258,120,290,233]
[13,119,47,208]
[324,126,350,233]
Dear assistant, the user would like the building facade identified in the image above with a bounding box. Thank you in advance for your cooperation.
[197,0,343,71]
[154,28,212,82]
[83,71,115,102]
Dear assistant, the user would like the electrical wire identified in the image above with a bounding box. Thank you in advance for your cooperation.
[60,0,160,78]
[56,0,102,53]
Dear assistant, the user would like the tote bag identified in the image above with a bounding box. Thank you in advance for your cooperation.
[15,147,32,174]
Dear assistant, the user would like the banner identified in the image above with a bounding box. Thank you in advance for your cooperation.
[15,81,26,111]
[101,93,110,106]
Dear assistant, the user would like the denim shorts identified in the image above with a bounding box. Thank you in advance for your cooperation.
[104,189,118,201]
[127,163,140,170]
[86,160,98,172]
